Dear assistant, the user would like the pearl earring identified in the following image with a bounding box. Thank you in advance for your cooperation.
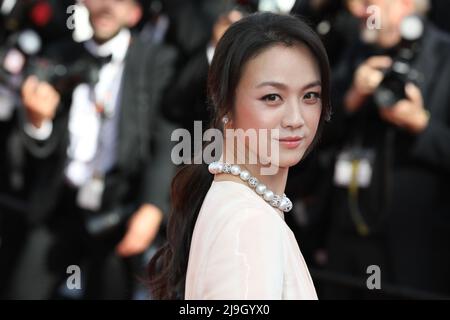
[222,116,229,124]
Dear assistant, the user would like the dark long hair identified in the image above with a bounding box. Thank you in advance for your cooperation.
[147,12,332,299]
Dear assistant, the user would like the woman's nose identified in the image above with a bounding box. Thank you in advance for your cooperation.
[281,99,305,129]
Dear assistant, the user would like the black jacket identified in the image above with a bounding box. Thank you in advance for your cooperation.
[326,22,450,235]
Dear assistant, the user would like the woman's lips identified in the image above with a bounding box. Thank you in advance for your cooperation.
[278,136,303,149]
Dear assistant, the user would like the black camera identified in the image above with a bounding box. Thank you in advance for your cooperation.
[374,15,425,108]
[0,29,100,94]
[26,56,101,94]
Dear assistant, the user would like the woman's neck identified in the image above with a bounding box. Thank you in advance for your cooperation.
[215,138,289,195]
[247,163,288,195]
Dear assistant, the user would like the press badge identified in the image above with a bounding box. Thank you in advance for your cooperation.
[76,176,105,211]
[334,149,374,188]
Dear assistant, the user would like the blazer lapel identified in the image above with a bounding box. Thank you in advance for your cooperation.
[116,39,142,172]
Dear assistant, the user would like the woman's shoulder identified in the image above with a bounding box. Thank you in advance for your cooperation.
[205,197,289,268]
[202,180,284,221]
[199,181,287,239]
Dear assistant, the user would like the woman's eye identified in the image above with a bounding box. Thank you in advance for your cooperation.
[261,94,282,104]
[303,92,321,104]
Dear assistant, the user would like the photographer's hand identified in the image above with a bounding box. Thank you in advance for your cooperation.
[379,83,430,134]
[345,56,392,113]
[21,76,60,128]
[116,203,163,257]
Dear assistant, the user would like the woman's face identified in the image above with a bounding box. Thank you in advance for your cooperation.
[230,43,322,171]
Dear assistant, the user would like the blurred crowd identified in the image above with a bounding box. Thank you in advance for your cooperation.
[0,0,449,299]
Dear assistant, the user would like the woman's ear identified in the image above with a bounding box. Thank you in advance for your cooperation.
[127,3,143,28]
[222,114,235,130]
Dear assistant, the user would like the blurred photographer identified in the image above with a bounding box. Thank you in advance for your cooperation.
[8,0,176,299]
[0,0,77,298]
[323,0,450,298]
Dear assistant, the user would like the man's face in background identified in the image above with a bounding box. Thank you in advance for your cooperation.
[346,0,416,48]
[84,0,142,43]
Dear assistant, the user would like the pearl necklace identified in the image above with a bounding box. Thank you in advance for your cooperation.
[208,161,293,213]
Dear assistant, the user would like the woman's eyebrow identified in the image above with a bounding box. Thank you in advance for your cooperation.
[256,81,288,89]
[256,80,321,90]
[302,80,322,91]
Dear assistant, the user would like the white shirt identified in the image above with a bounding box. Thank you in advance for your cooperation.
[185,180,318,300]
[65,28,130,187]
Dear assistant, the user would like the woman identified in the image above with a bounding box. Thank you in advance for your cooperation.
[148,12,331,300]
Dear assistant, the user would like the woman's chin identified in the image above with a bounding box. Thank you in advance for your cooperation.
[269,159,299,171]
[278,151,306,168]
